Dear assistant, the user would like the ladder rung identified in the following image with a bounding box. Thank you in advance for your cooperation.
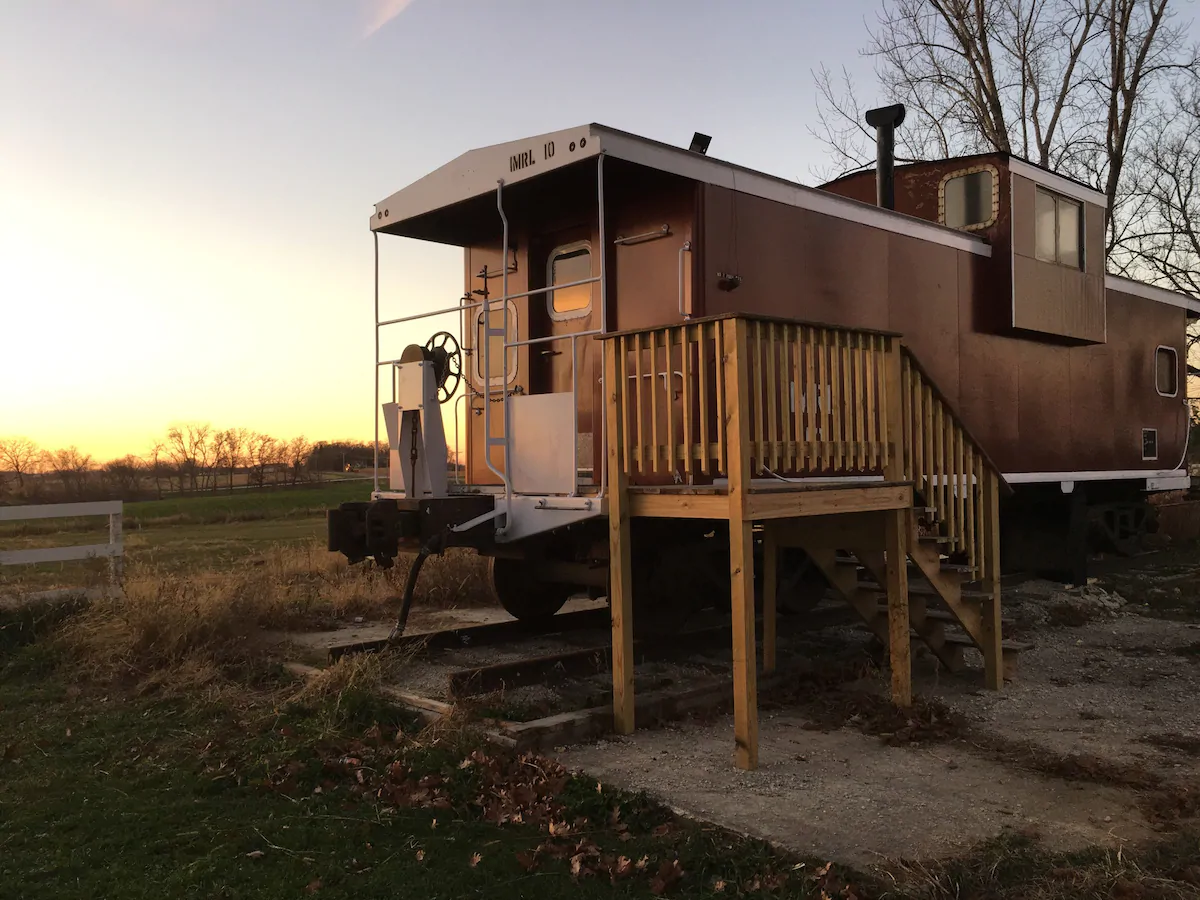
[486,437,507,446]
[486,328,507,336]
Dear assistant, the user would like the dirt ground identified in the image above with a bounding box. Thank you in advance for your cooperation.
[283,546,1200,872]
[558,555,1200,869]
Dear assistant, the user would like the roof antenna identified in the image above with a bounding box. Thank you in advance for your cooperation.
[688,132,712,155]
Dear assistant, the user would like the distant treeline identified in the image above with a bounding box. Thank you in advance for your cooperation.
[0,427,387,505]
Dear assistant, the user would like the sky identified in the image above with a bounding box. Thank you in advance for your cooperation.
[0,0,885,461]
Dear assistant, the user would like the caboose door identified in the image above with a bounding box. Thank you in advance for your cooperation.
[531,234,598,485]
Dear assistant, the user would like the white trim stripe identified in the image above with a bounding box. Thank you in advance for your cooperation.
[1008,158,1107,207]
[1004,468,1187,484]
[1105,274,1200,313]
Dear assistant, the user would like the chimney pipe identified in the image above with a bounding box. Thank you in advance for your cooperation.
[864,104,906,210]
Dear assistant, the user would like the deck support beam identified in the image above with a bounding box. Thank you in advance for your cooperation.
[605,339,636,734]
[725,318,758,770]
[883,508,912,707]
[762,523,777,675]
[981,470,1004,691]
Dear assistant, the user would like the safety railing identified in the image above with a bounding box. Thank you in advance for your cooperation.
[0,501,124,586]
[898,351,1005,579]
[601,313,1005,576]
[602,315,898,480]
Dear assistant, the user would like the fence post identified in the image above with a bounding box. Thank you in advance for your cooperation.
[108,505,124,590]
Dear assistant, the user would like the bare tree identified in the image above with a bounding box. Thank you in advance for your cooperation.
[166,423,212,493]
[812,0,1197,255]
[223,427,251,492]
[103,455,144,498]
[0,436,43,491]
[46,446,93,499]
[284,436,313,485]
[246,433,279,488]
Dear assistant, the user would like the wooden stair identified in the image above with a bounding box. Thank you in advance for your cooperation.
[818,502,1031,684]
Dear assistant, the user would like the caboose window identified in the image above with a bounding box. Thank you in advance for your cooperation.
[547,243,592,320]
[1035,187,1082,269]
[1156,346,1179,397]
[942,168,996,230]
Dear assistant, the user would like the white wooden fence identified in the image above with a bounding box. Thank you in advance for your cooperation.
[0,501,124,584]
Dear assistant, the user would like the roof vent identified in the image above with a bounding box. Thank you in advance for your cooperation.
[688,132,712,155]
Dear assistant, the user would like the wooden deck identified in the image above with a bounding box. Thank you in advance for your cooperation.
[601,314,1006,770]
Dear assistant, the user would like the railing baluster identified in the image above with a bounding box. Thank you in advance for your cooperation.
[619,336,632,477]
[666,329,676,478]
[682,324,694,479]
[699,323,710,475]
[866,334,878,471]
[649,329,660,474]
[716,321,727,475]
[803,327,816,469]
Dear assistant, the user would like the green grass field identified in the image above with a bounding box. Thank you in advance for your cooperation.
[0,481,377,593]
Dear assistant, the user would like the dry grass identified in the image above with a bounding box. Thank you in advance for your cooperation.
[51,540,493,689]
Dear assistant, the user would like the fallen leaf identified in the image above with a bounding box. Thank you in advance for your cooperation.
[246,850,265,860]
[651,823,672,837]
[636,855,650,870]
[304,879,321,894]
[613,856,634,879]
[815,862,832,878]
[415,850,425,862]
[713,879,726,892]
[431,818,437,829]
[596,781,603,793]
[459,758,473,770]
[65,728,72,738]
[515,850,539,872]
[650,859,685,895]
[469,852,482,868]
[548,820,570,836]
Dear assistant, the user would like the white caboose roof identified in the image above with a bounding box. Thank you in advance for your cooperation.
[372,123,992,256]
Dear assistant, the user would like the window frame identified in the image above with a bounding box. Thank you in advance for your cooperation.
[1142,428,1159,462]
[1033,186,1084,270]
[546,241,594,322]
[1155,345,1179,398]
[472,300,519,389]
[938,164,999,232]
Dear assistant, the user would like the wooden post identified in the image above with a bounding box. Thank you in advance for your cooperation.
[108,508,124,591]
[883,337,905,483]
[604,340,636,733]
[762,522,777,675]
[724,317,758,770]
[981,469,1004,691]
[884,507,912,707]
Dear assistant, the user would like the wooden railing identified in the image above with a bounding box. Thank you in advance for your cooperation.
[601,313,1004,577]
[898,351,1003,580]
[603,315,900,480]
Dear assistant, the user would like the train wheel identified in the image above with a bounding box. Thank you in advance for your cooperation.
[488,557,571,623]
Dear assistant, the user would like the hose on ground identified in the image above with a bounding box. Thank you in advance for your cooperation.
[387,531,446,642]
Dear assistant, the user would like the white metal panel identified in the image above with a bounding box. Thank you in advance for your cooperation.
[498,495,605,543]
[0,501,122,521]
[372,125,602,230]
[1004,468,1189,484]
[0,544,121,565]
[508,392,576,495]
